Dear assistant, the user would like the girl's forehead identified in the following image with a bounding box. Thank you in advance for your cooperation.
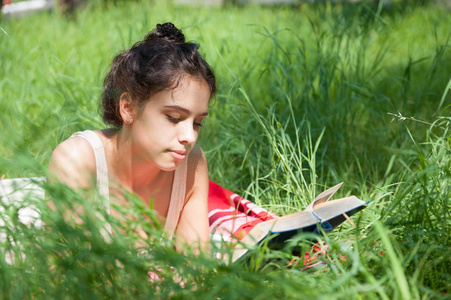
[146,78,210,112]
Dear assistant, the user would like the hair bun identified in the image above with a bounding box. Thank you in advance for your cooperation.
[153,22,185,43]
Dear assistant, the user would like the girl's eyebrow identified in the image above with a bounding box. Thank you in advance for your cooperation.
[163,105,208,116]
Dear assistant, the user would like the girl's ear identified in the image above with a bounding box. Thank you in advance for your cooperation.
[119,92,134,124]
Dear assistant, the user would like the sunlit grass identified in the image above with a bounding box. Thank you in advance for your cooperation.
[1,0,451,298]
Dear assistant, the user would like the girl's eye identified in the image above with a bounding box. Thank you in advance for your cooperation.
[167,114,204,128]
[167,115,181,123]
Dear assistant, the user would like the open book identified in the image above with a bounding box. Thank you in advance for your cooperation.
[231,183,369,262]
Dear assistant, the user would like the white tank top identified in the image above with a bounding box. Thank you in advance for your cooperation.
[70,130,188,239]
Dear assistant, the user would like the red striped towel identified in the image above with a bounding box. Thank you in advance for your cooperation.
[208,180,277,242]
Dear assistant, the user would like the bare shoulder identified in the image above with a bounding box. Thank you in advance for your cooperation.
[188,144,207,169]
[185,144,208,201]
[48,136,96,190]
[175,144,210,249]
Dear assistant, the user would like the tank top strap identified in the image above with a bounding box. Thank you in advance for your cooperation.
[70,130,110,213]
[163,156,188,239]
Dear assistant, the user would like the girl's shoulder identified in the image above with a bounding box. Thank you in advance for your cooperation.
[48,134,97,190]
[187,144,207,171]
[184,144,208,201]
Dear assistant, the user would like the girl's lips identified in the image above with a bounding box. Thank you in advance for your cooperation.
[169,150,186,160]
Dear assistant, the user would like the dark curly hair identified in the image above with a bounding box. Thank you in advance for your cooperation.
[101,22,216,127]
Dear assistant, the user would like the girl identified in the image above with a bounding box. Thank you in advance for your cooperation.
[48,22,216,253]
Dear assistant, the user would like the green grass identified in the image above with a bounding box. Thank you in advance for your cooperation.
[1,0,451,298]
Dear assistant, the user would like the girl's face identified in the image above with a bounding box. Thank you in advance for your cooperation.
[129,77,210,171]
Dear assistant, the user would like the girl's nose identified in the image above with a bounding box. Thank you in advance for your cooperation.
[178,123,197,145]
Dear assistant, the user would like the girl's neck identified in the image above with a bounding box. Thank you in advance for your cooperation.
[102,128,165,191]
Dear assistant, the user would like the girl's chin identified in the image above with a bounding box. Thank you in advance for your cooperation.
[143,152,186,172]
[157,160,182,172]
[159,165,178,172]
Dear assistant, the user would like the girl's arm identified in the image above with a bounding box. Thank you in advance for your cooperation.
[47,137,96,190]
[174,144,210,255]
[47,137,96,217]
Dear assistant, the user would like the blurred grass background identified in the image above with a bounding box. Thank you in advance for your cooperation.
[1,0,451,298]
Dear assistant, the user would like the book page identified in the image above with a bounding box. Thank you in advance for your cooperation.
[232,211,319,262]
[258,211,318,233]
[304,182,343,212]
[312,196,366,221]
[240,211,318,246]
